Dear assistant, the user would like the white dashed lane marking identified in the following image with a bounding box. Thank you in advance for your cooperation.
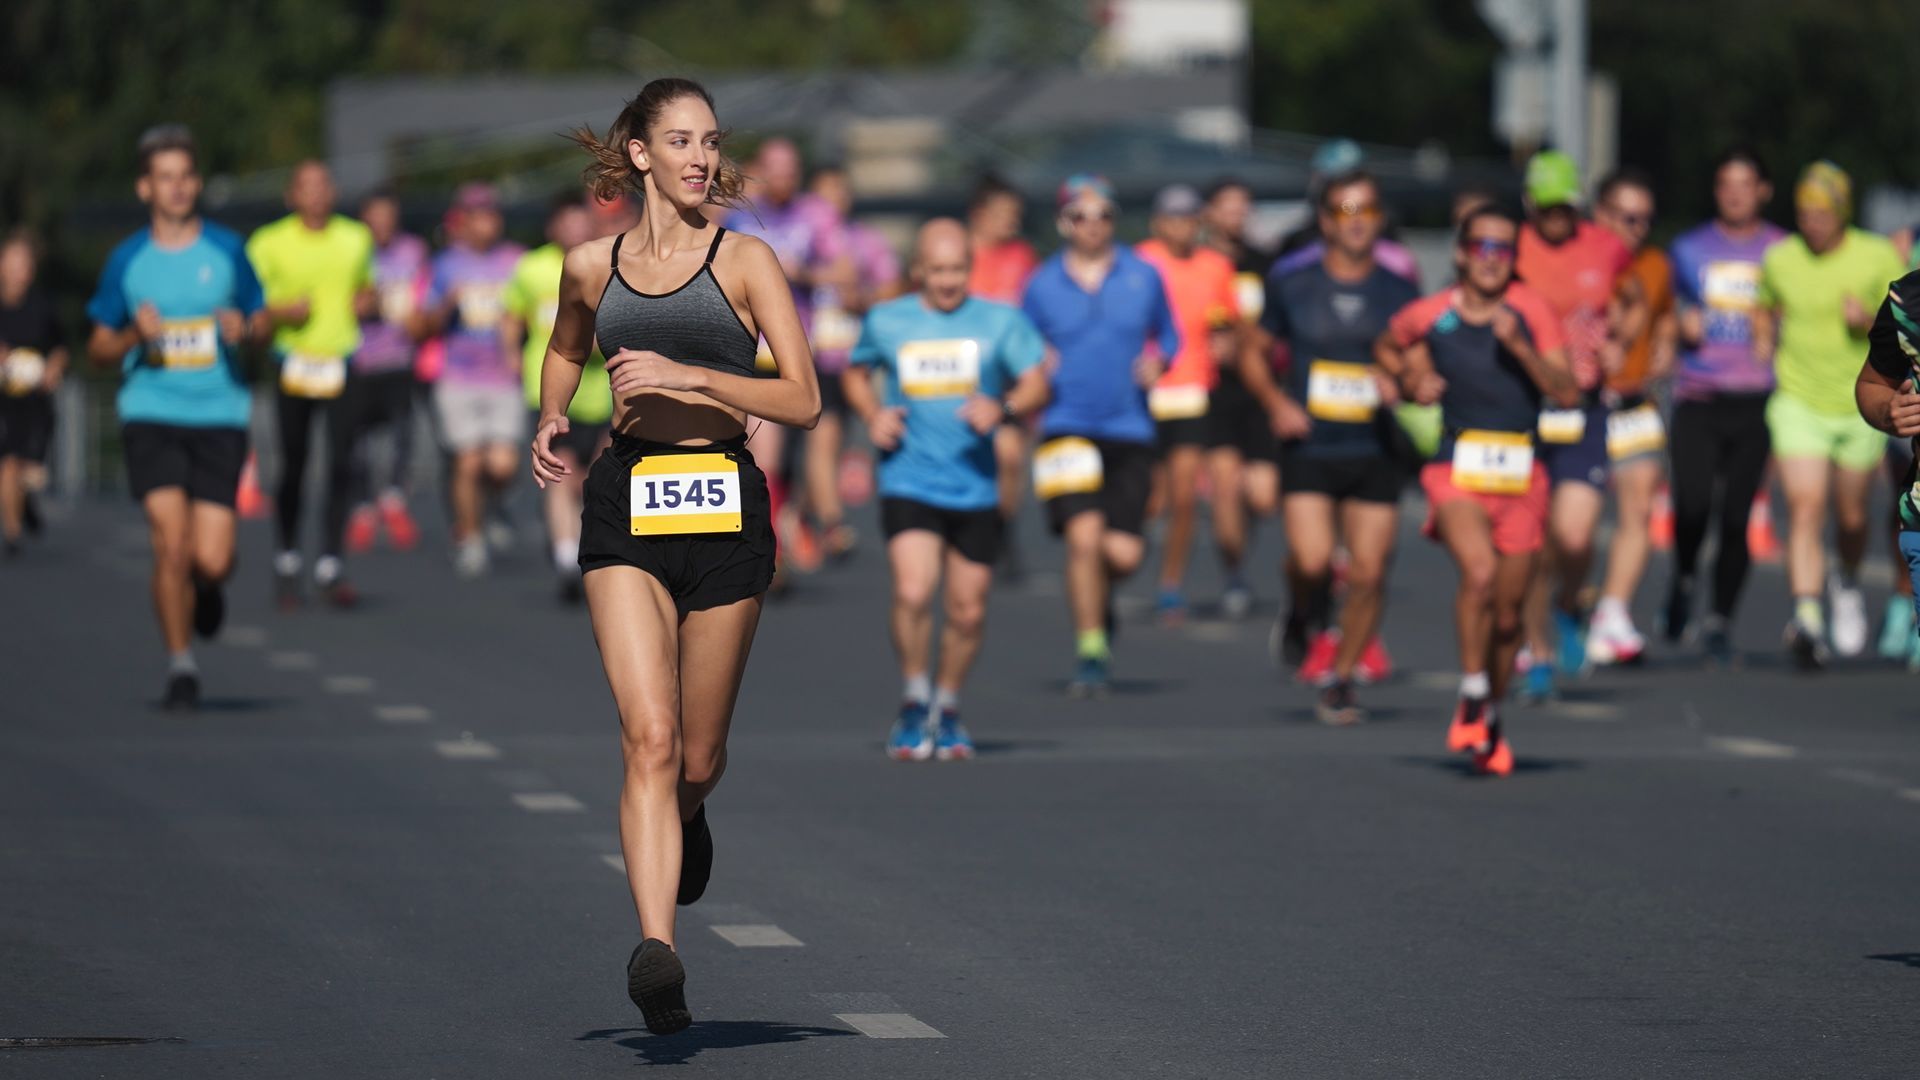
[1706,736,1799,760]
[1825,767,1901,789]
[323,675,374,694]
[221,625,268,648]
[710,924,804,948]
[835,1014,945,1039]
[267,650,317,671]
[1899,789,1920,804]
[375,705,433,724]
[434,739,501,760]
[600,854,626,872]
[513,792,586,813]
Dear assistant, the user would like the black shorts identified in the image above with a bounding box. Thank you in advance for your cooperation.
[1039,435,1155,537]
[1207,368,1278,460]
[817,369,849,418]
[122,422,248,507]
[579,433,776,614]
[0,394,54,462]
[1280,448,1404,504]
[1156,416,1211,452]
[881,497,1003,565]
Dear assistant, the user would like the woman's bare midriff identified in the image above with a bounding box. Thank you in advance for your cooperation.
[612,388,749,445]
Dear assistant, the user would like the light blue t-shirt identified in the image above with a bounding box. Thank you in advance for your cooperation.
[1021,247,1179,445]
[87,222,263,429]
[850,295,1044,512]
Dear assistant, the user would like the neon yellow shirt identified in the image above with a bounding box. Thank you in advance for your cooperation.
[245,214,374,359]
[505,244,612,424]
[1761,228,1905,415]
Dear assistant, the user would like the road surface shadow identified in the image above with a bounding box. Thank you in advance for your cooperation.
[1866,952,1920,970]
[1274,706,1411,725]
[1394,754,1586,778]
[1035,678,1189,697]
[148,697,292,715]
[577,1021,851,1064]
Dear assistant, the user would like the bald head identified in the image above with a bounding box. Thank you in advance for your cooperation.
[914,217,972,312]
[287,158,336,223]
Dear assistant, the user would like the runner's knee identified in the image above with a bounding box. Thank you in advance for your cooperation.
[620,708,681,777]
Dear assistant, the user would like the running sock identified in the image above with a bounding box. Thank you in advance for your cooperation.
[1076,628,1111,662]
[272,550,302,577]
[553,538,579,573]
[1795,596,1825,634]
[314,555,342,586]
[903,673,932,705]
[168,651,198,676]
[1595,596,1630,626]
[1459,671,1491,699]
[932,687,960,714]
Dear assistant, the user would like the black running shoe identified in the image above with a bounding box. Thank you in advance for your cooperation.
[1315,680,1364,726]
[21,493,41,536]
[1280,611,1309,667]
[1701,617,1732,667]
[627,939,691,1035]
[163,672,200,711]
[1661,576,1693,644]
[1787,620,1827,672]
[192,579,226,639]
[678,804,712,907]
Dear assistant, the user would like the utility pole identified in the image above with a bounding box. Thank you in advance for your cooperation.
[1550,0,1587,178]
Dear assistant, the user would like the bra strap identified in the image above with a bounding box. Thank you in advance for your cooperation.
[610,231,624,269]
[704,226,726,266]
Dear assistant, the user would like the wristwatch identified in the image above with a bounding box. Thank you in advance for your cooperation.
[1001,398,1019,424]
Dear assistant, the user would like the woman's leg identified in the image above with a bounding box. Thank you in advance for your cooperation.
[676,595,764,818]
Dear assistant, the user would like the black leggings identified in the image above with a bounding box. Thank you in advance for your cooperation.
[1669,393,1771,619]
[275,389,355,559]
[340,370,416,505]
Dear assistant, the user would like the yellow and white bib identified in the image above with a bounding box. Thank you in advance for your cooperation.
[629,454,744,536]
[1451,430,1534,495]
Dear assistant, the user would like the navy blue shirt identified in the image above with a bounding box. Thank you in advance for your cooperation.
[1262,261,1417,458]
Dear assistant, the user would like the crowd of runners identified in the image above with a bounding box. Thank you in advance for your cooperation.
[19,76,1920,1033]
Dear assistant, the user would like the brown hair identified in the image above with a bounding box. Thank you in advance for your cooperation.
[572,78,746,209]
[137,124,197,176]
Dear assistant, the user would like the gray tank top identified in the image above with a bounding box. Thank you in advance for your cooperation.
[594,227,760,378]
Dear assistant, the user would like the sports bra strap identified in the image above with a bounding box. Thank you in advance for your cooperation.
[609,231,624,269]
[704,227,726,266]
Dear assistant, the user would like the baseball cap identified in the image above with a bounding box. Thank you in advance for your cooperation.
[1524,151,1582,209]
[1057,173,1115,210]
[1310,138,1364,178]
[1152,184,1203,218]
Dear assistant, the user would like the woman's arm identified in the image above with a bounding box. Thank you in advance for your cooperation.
[531,246,599,487]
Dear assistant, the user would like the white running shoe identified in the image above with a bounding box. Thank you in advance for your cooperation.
[1586,614,1646,666]
[454,537,490,579]
[1830,583,1868,658]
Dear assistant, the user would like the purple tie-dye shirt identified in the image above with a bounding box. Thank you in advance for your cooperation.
[1670,220,1787,400]
[725,193,838,330]
[426,242,524,387]
[357,233,429,374]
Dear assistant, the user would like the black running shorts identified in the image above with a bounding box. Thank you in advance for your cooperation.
[122,422,248,507]
[880,496,1004,566]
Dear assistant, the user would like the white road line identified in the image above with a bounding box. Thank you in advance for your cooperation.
[434,739,501,760]
[267,650,317,671]
[600,854,626,872]
[1707,736,1800,760]
[323,675,374,694]
[835,1014,945,1039]
[221,625,268,648]
[513,792,586,813]
[1825,767,1900,789]
[710,924,804,948]
[1898,789,1920,804]
[375,705,433,724]
[1551,701,1619,721]
[1412,671,1460,691]
[1184,623,1238,643]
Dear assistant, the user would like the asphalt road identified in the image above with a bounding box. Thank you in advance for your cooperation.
[5,488,1920,1078]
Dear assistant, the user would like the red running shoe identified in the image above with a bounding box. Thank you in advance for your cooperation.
[1354,635,1393,685]
[1446,696,1490,753]
[1473,730,1514,776]
[1296,629,1340,684]
[380,496,420,552]
[345,507,378,554]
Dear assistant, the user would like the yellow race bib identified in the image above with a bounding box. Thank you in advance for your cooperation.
[898,339,981,399]
[457,284,505,331]
[1451,430,1534,495]
[281,353,348,400]
[1606,403,1666,460]
[1234,271,1264,323]
[1305,360,1378,422]
[1033,437,1103,500]
[156,317,218,370]
[379,282,415,325]
[629,454,744,536]
[812,306,862,353]
[1702,261,1761,313]
[1148,383,1209,421]
[4,348,46,397]
[1537,408,1587,445]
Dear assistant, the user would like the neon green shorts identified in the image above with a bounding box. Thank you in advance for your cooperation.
[1766,391,1885,471]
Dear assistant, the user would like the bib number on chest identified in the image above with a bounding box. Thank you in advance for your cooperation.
[157,318,218,370]
[1234,272,1264,323]
[1452,430,1535,495]
[629,454,743,536]
[379,282,415,325]
[812,306,862,353]
[1702,261,1761,313]
[1033,437,1103,500]
[1537,408,1587,445]
[1606,403,1666,460]
[898,338,980,399]
[458,285,505,331]
[1306,360,1378,422]
[280,353,347,400]
[4,348,47,397]
[1149,383,1209,421]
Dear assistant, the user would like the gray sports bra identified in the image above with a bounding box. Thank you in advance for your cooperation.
[594,227,760,378]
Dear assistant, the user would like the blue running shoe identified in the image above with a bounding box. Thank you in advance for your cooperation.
[1552,607,1586,674]
[1154,588,1185,625]
[933,709,975,760]
[1068,656,1111,698]
[887,702,933,761]
[1521,661,1555,704]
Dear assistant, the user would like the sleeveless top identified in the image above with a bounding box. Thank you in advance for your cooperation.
[593,227,760,378]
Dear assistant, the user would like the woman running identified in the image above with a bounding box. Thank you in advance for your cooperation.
[532,78,820,1035]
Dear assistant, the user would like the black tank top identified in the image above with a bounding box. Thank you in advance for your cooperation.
[594,227,760,378]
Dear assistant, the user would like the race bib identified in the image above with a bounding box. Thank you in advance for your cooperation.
[1305,360,1378,423]
[1451,430,1534,495]
[1606,403,1666,460]
[4,348,46,397]
[280,353,347,400]
[1149,383,1209,421]
[457,284,505,331]
[1537,408,1587,445]
[812,306,862,353]
[1033,437,1103,500]
[1702,261,1761,313]
[1234,272,1264,323]
[379,282,415,325]
[898,338,980,399]
[755,335,777,373]
[156,318,218,370]
[629,453,743,536]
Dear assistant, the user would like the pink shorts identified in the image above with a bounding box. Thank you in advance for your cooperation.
[1420,461,1549,556]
